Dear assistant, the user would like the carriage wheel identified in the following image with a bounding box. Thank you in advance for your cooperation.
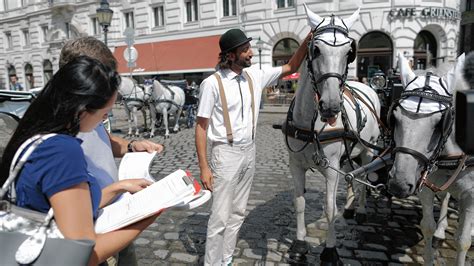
[0,112,20,160]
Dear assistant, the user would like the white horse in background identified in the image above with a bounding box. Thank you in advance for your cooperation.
[281,6,382,264]
[146,79,185,138]
[118,77,150,137]
[388,53,473,265]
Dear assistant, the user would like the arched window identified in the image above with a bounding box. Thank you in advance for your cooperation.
[357,31,393,81]
[271,38,299,96]
[272,38,299,66]
[413,30,437,70]
[43,60,53,84]
[7,64,16,76]
[24,63,34,90]
[7,64,16,90]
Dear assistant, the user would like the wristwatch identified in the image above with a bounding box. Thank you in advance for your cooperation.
[127,140,136,152]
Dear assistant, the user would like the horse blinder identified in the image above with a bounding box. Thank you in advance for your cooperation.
[348,40,357,63]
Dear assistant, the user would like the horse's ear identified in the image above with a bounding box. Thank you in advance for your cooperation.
[343,7,360,29]
[304,3,323,29]
[443,53,465,93]
[398,53,415,88]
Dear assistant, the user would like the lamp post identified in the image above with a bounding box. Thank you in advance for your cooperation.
[97,0,115,132]
[256,38,264,109]
[256,38,264,70]
[96,0,113,46]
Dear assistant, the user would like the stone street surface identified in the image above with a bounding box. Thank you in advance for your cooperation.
[110,104,474,266]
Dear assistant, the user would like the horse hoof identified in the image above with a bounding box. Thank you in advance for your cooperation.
[342,209,355,219]
[288,240,309,262]
[355,213,367,224]
[320,247,343,266]
[164,135,170,139]
[432,236,444,248]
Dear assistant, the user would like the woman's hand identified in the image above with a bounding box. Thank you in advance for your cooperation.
[117,178,153,194]
[131,140,164,153]
[100,179,153,207]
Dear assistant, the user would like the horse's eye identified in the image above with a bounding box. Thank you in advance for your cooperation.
[313,46,320,56]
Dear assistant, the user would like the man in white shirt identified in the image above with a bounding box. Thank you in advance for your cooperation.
[196,28,311,265]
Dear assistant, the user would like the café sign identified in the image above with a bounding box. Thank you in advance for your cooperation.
[389,7,460,21]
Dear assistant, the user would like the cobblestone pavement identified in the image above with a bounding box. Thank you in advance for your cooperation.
[110,105,474,265]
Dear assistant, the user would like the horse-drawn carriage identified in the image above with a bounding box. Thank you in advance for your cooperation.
[119,77,198,138]
[159,79,199,129]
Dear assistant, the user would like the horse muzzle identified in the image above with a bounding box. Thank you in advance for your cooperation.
[387,168,416,198]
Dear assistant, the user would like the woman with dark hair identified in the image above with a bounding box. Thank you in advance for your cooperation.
[0,56,159,265]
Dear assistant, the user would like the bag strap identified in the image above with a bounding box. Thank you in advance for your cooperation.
[242,71,255,140]
[214,73,234,144]
[1,134,57,207]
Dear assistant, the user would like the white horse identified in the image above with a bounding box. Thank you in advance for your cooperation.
[118,77,150,137]
[282,6,382,264]
[388,53,473,265]
[146,80,185,138]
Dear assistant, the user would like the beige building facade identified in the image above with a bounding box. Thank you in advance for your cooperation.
[0,0,461,90]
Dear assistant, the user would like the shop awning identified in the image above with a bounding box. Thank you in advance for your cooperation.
[114,35,220,75]
[282,72,300,80]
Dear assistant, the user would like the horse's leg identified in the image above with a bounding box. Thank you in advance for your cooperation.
[419,188,437,265]
[162,107,170,138]
[142,107,148,131]
[354,151,374,224]
[149,105,157,138]
[288,157,309,261]
[125,105,133,137]
[320,155,343,265]
[453,191,473,266]
[132,107,139,137]
[341,161,358,220]
[433,192,450,248]
[173,107,183,132]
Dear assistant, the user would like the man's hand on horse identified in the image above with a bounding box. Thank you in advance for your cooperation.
[200,167,214,192]
[132,140,164,153]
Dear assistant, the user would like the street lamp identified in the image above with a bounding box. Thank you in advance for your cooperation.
[96,0,113,46]
[256,38,265,109]
[256,38,264,69]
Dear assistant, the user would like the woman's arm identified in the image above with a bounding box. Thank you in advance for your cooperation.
[49,182,159,265]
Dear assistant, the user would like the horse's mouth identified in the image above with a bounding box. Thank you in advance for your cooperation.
[321,116,337,126]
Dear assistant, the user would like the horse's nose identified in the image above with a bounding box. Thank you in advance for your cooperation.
[318,100,340,118]
[387,171,412,199]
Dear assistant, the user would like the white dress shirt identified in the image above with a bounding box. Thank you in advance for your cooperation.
[197,65,282,145]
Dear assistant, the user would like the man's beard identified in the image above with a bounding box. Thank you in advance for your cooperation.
[234,58,251,68]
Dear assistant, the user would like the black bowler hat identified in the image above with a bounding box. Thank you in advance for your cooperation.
[219,29,252,54]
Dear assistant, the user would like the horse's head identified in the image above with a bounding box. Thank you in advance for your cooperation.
[304,4,359,122]
[118,76,136,96]
[142,79,154,100]
[387,53,465,198]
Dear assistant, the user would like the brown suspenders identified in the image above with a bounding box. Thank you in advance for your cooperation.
[213,71,255,144]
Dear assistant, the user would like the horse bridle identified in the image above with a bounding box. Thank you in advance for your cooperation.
[284,15,355,168]
[306,14,353,100]
[389,73,455,192]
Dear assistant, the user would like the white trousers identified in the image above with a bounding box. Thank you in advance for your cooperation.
[204,142,256,266]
